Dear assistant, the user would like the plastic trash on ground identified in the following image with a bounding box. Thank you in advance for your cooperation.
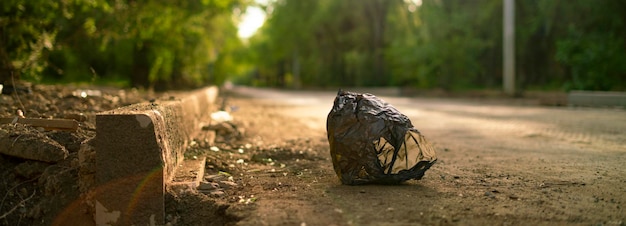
[210,111,233,123]
[326,90,437,185]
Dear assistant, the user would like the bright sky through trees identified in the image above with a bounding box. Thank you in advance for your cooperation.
[237,4,267,38]
[404,0,423,12]
[3,0,624,91]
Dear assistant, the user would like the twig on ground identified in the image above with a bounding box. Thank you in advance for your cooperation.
[0,176,39,214]
[0,191,35,220]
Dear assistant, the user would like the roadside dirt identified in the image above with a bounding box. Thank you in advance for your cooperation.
[0,84,153,226]
[0,84,624,225]
[167,91,625,226]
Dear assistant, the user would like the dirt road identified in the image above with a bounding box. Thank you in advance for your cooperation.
[181,87,625,226]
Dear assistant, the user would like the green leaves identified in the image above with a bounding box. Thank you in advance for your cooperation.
[1,0,244,89]
[556,28,626,91]
[244,0,625,91]
[2,0,623,91]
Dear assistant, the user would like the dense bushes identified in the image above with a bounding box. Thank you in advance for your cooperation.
[1,0,244,90]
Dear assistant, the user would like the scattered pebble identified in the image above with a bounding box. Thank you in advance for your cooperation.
[218,181,238,189]
[238,195,257,204]
[206,174,228,182]
[198,181,219,191]
[209,190,226,197]
[509,195,520,200]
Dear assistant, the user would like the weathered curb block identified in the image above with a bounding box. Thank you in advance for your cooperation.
[169,157,207,192]
[568,91,626,107]
[95,87,218,226]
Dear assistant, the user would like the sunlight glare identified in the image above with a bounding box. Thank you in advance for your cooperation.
[404,0,423,12]
[237,6,266,39]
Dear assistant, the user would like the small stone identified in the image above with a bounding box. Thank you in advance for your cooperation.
[205,174,227,182]
[218,181,238,189]
[198,181,219,191]
[210,190,226,197]
[509,195,520,200]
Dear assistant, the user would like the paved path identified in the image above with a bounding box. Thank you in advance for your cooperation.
[231,86,625,152]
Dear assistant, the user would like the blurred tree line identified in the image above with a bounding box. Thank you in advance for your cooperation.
[242,0,626,91]
[1,0,625,91]
[1,0,246,90]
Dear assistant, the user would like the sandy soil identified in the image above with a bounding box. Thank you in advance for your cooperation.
[168,91,625,226]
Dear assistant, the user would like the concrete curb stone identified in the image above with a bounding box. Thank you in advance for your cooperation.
[94,86,218,226]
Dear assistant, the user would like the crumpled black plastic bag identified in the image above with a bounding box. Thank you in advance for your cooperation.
[326,90,437,185]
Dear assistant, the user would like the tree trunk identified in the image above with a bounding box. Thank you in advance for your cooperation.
[366,0,391,86]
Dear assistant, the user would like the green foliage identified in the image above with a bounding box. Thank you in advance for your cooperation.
[242,0,399,88]
[1,0,246,89]
[556,29,626,91]
[244,0,625,91]
[387,0,500,90]
[1,0,78,82]
[2,0,624,91]
[553,1,626,91]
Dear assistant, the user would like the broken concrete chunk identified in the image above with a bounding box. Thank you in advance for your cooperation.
[0,124,69,162]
